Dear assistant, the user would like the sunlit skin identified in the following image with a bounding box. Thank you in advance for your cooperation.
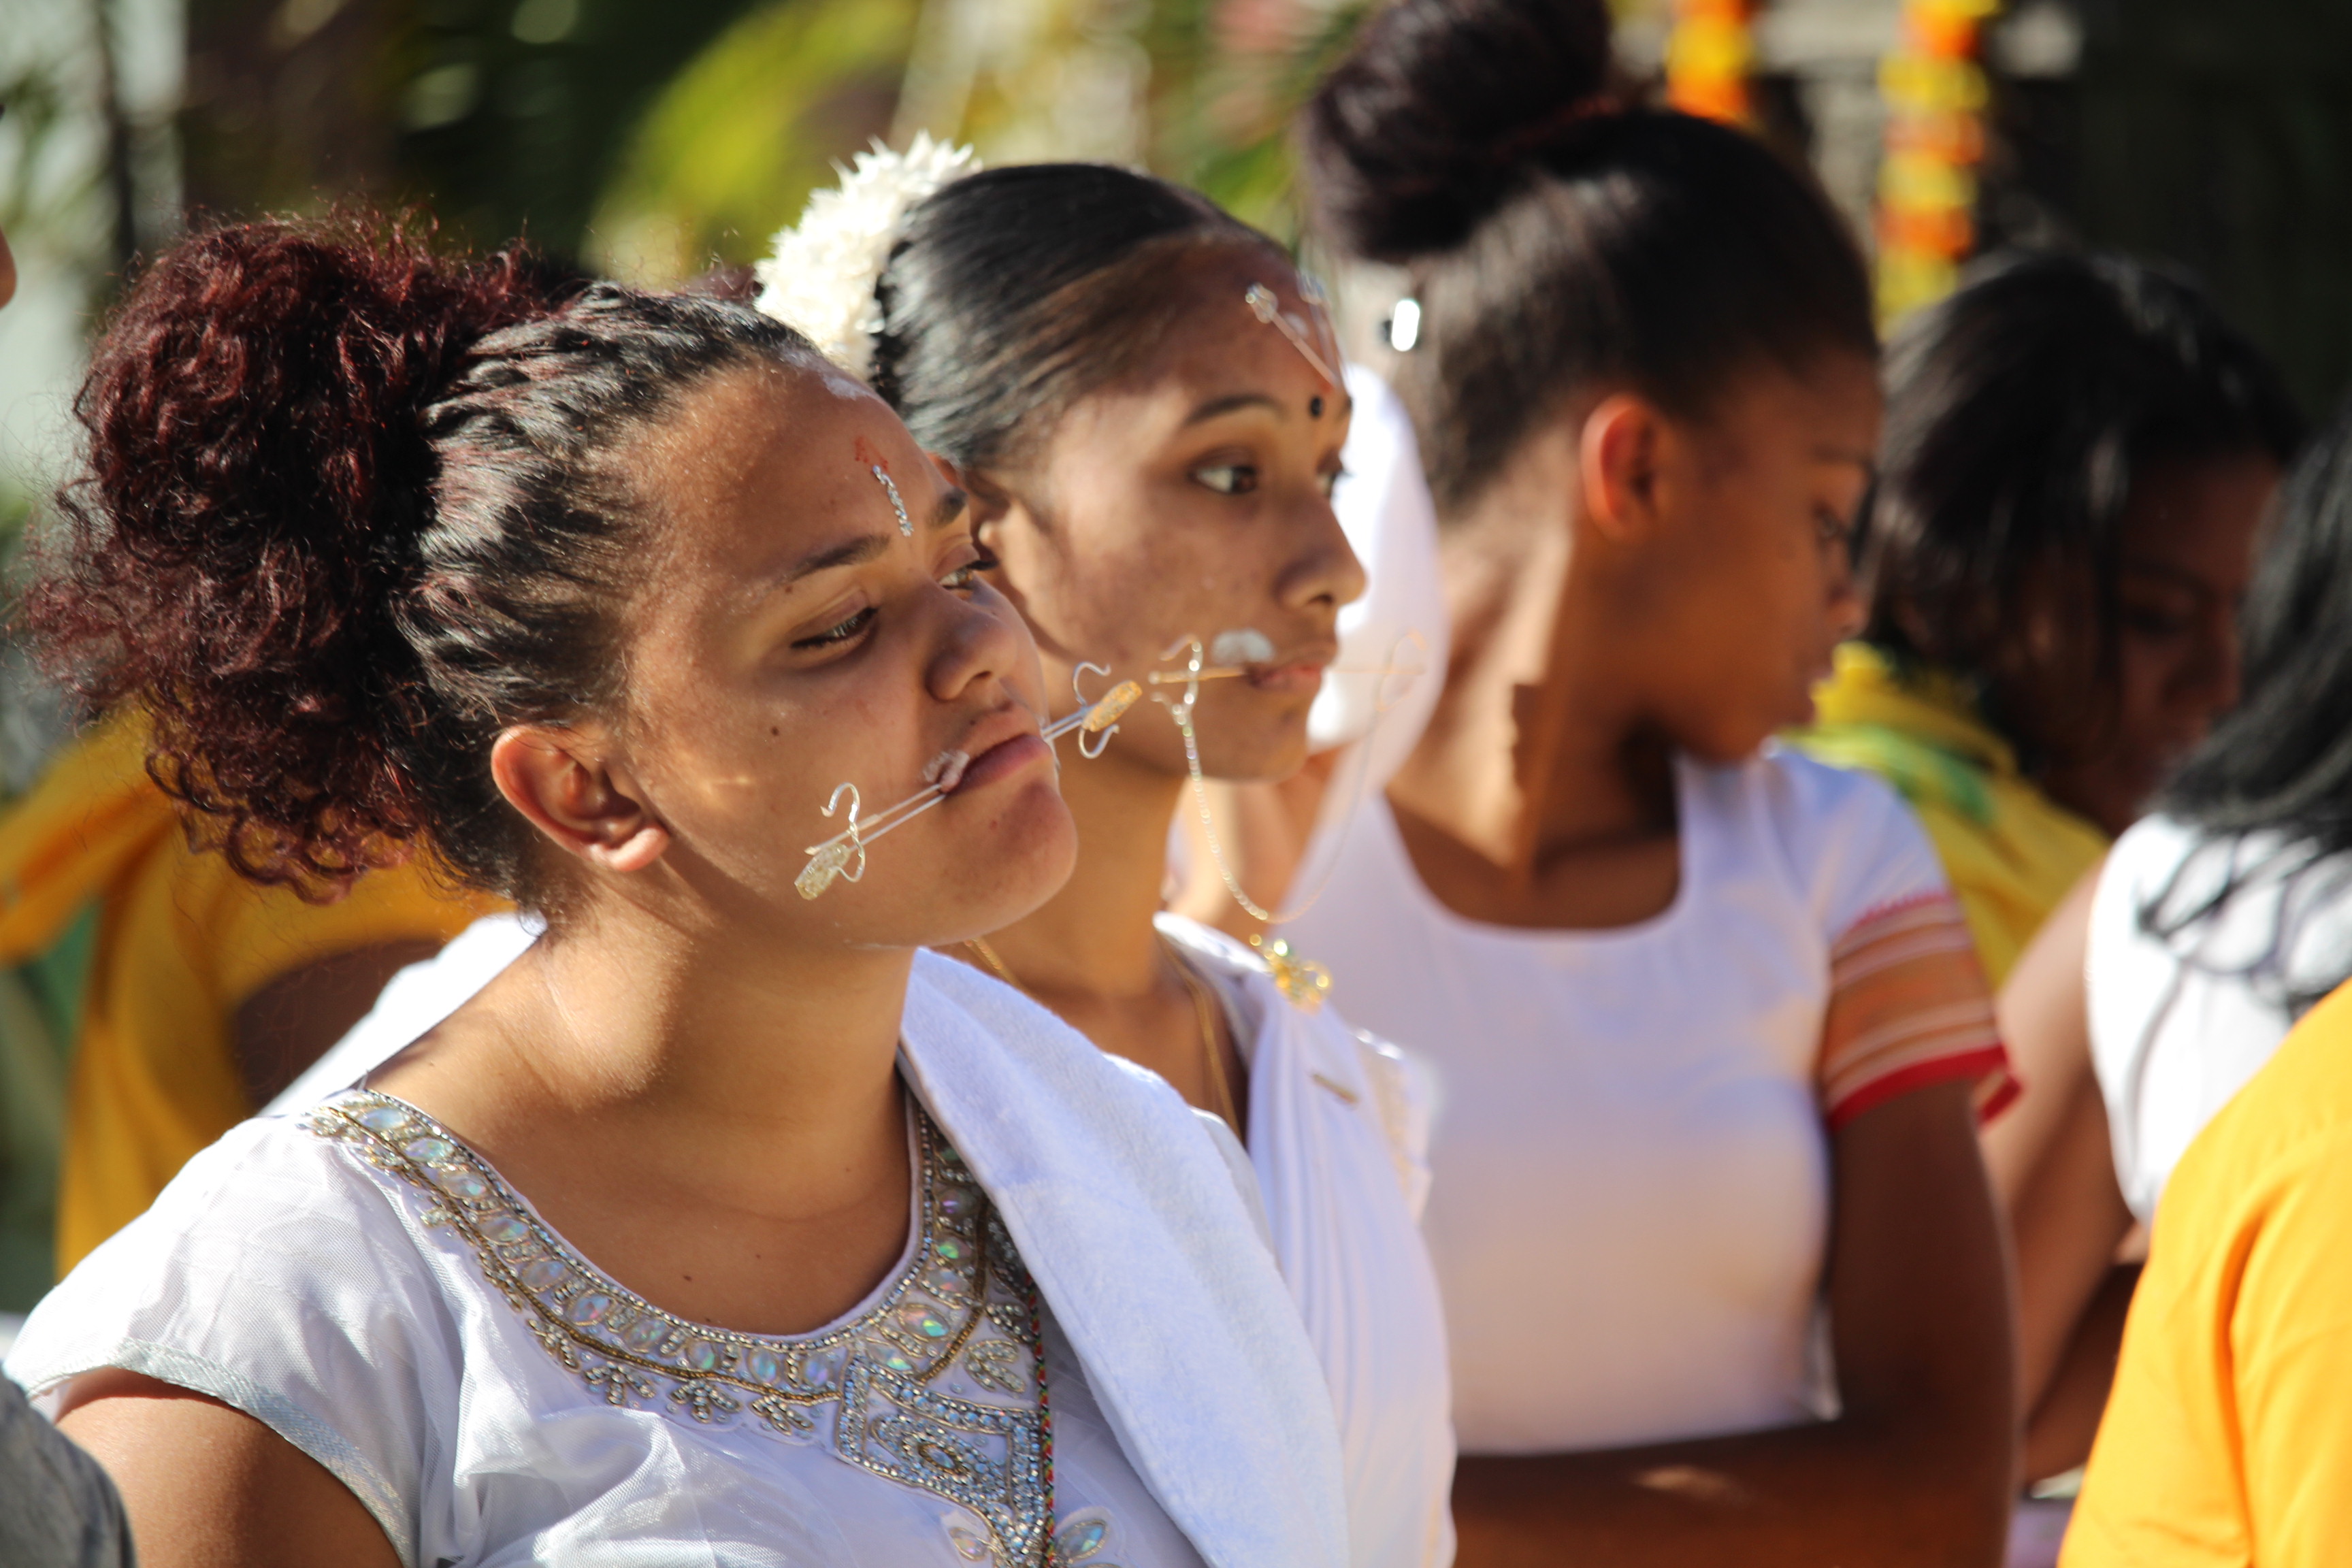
[944,252,1363,1128]
[1382,355,2016,1568]
[1390,355,1876,930]
[53,358,1081,1568]
[2007,451,2280,835]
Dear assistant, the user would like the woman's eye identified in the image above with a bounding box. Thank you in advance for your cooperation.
[943,551,999,592]
[1192,463,1258,497]
[1320,464,1350,499]
[792,606,875,650]
[1814,505,1853,549]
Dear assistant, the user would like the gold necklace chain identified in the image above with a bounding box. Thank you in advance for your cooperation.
[960,934,1241,1136]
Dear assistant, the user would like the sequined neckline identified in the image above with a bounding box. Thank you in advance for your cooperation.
[306,1087,1066,1565]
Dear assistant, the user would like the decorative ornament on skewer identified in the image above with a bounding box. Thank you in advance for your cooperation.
[1149,627,1429,931]
[794,674,1141,899]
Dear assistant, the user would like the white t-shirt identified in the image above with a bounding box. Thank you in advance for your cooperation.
[2089,814,2352,1224]
[1284,747,1995,1454]
[10,1092,1204,1568]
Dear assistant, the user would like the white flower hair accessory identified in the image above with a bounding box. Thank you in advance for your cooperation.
[753,132,980,381]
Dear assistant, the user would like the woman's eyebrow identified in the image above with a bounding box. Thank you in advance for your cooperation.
[928,487,968,531]
[777,534,890,589]
[1184,392,1284,427]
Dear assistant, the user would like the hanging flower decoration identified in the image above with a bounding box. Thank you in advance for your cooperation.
[1665,0,1758,127]
[1876,0,2000,322]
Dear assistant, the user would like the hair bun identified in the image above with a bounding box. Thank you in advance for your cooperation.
[1304,0,1615,262]
[33,215,553,892]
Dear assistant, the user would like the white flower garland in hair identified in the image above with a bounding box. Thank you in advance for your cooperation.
[754,132,981,381]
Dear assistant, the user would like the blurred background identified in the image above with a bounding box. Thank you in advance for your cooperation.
[5,0,2349,547]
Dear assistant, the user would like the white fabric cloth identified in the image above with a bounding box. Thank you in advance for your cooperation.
[2089,814,2352,1224]
[278,913,1455,1568]
[13,951,1349,1568]
[1156,914,1454,1568]
[1283,748,1951,1454]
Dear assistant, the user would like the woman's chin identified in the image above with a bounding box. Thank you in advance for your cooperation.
[932,785,1080,938]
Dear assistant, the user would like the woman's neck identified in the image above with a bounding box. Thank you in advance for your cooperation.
[378,894,917,1215]
[1384,480,1681,928]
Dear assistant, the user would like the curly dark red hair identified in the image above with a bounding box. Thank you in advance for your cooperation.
[27,212,817,904]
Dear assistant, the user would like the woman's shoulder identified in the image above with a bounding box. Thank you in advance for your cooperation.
[1695,746,1947,930]
[11,1101,453,1400]
[8,1099,457,1558]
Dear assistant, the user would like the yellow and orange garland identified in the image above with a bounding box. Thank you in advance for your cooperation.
[1665,0,1757,127]
[1876,0,2000,321]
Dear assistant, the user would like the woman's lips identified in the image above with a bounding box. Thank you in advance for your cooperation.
[948,731,1053,794]
[1244,662,1327,696]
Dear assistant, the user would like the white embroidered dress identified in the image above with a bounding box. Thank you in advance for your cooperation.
[10,959,1351,1568]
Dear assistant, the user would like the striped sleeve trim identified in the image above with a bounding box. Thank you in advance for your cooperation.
[1820,892,2019,1130]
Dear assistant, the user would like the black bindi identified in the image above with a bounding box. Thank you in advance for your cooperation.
[1309,394,1326,419]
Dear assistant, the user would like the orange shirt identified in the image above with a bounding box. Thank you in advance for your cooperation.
[2066,978,2352,1568]
[0,713,500,1271]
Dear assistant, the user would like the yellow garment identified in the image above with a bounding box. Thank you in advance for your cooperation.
[2065,979,2352,1568]
[0,713,499,1271]
[1790,643,2108,987]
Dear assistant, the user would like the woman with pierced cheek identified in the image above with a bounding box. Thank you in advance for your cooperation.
[4,216,1350,1568]
[287,154,1460,1568]
[849,159,1457,1568]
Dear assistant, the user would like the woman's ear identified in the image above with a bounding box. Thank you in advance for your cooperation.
[1579,392,1671,547]
[489,726,672,875]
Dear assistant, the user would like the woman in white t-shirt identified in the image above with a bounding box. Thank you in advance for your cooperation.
[1287,1,2018,1561]
[7,219,1349,1568]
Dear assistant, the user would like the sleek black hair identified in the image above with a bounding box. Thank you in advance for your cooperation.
[1302,0,1877,512]
[1860,250,2303,749]
[2141,404,2352,1015]
[869,163,1286,474]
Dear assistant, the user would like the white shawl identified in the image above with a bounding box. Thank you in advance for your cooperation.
[1156,917,1456,1568]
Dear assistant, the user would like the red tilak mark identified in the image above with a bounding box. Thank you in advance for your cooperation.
[853,437,889,474]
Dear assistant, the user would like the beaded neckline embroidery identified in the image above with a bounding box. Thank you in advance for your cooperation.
[307,1089,1058,1566]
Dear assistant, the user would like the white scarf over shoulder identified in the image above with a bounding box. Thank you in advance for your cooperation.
[900,953,1350,1568]
[1155,917,1455,1568]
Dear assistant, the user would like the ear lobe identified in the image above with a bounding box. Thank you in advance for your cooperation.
[1580,393,1668,546]
[489,727,673,877]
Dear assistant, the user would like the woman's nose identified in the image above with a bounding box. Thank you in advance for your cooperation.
[1280,495,1368,617]
[928,583,1033,705]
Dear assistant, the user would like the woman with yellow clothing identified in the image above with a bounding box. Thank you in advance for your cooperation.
[1795,252,2293,989]
[0,709,497,1290]
[1794,253,2297,1490]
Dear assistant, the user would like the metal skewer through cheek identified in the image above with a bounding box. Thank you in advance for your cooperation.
[794,675,1143,900]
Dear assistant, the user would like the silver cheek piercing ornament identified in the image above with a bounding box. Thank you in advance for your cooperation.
[794,674,1143,900]
[1149,627,1428,936]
